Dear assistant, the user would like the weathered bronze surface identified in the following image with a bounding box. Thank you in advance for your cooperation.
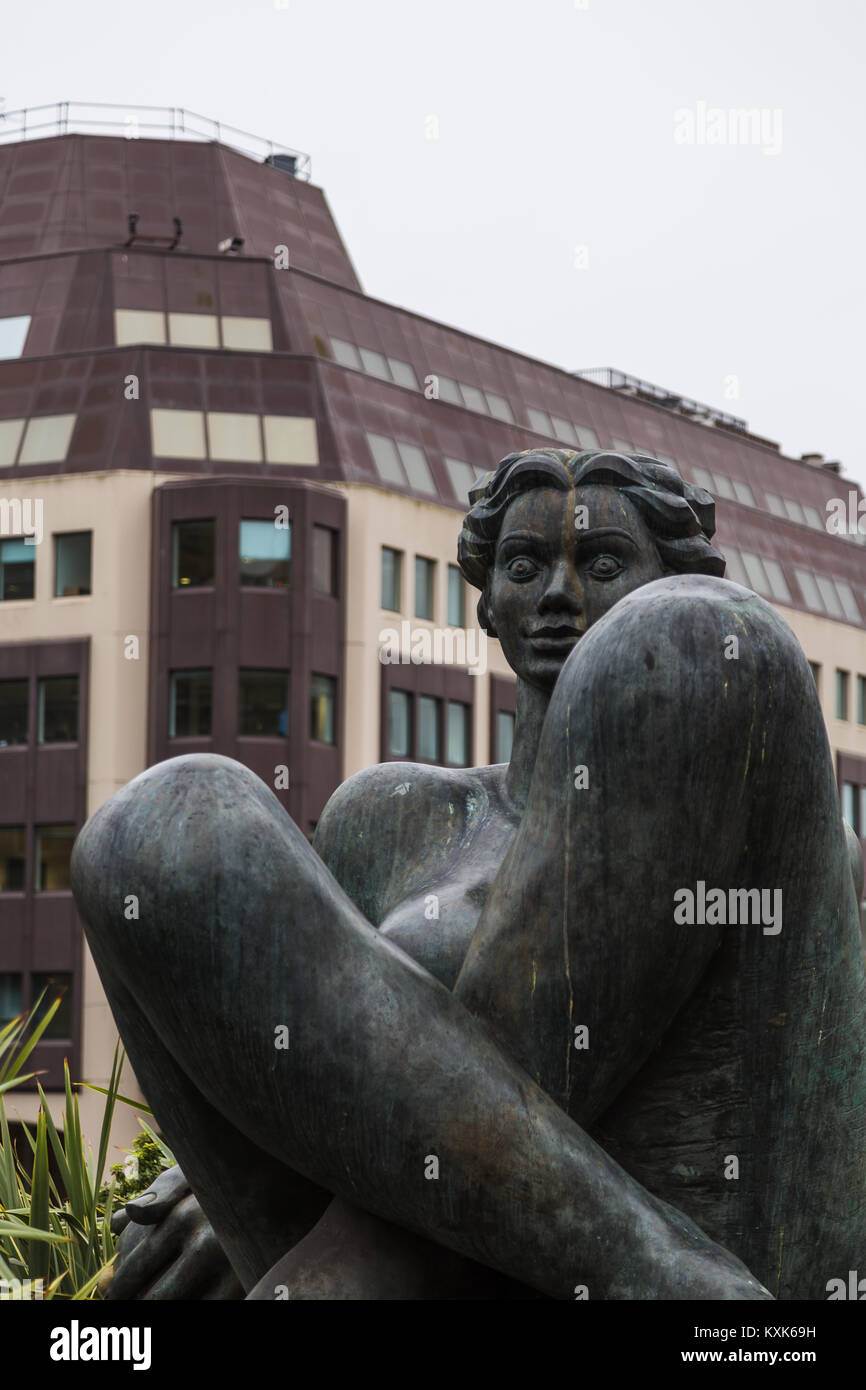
[71,450,866,1300]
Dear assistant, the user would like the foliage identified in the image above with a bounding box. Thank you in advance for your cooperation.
[99,1121,176,1216]
[0,992,154,1299]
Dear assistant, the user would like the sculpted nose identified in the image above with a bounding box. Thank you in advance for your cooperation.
[538,559,583,615]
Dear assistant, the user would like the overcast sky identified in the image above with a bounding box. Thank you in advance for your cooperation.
[5,0,866,488]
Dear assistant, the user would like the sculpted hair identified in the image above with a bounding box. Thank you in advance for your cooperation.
[457,448,727,633]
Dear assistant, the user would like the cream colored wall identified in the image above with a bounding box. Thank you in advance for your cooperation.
[335,483,513,776]
[0,470,184,1152]
[777,605,866,765]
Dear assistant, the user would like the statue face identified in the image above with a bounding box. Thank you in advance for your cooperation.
[487,483,668,691]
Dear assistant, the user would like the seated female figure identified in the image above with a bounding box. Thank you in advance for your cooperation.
[72,449,866,1300]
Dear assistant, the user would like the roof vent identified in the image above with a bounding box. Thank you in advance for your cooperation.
[800,452,824,464]
[265,153,298,176]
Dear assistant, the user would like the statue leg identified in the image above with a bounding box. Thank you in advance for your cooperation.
[71,750,768,1300]
[455,573,866,1297]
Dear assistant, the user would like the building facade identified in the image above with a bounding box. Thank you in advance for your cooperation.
[0,105,864,1148]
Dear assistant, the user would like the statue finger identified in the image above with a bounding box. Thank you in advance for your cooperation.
[122,1165,190,1227]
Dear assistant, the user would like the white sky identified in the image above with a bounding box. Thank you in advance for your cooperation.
[4,0,866,487]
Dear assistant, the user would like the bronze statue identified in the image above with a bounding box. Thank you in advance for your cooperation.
[72,449,866,1299]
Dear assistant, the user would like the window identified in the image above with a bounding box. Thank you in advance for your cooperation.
[858,675,866,726]
[551,416,578,446]
[331,337,362,369]
[765,492,786,518]
[239,519,290,588]
[397,442,435,495]
[207,412,262,463]
[0,538,35,601]
[496,710,515,763]
[0,973,22,1026]
[0,419,25,467]
[808,662,821,694]
[367,433,404,486]
[485,392,513,423]
[387,357,418,390]
[169,670,212,737]
[740,552,771,596]
[528,407,551,434]
[691,466,714,492]
[722,547,749,587]
[434,375,463,406]
[612,438,633,454]
[35,825,75,892]
[54,531,92,597]
[415,557,435,621]
[418,695,440,761]
[263,416,318,466]
[446,701,470,766]
[834,581,861,624]
[447,565,464,628]
[359,347,390,380]
[0,315,31,360]
[795,568,822,612]
[444,457,482,504]
[711,472,735,501]
[816,575,843,619]
[0,680,28,746]
[459,383,487,413]
[114,309,166,346]
[733,481,756,507]
[365,434,435,495]
[38,677,78,744]
[0,828,25,891]
[31,973,73,1039]
[172,520,215,588]
[381,548,402,611]
[18,414,77,465]
[150,409,207,460]
[388,690,411,757]
[803,505,822,530]
[575,425,600,450]
[759,557,791,603]
[783,498,806,526]
[238,670,288,737]
[842,782,858,831]
[168,312,220,348]
[312,526,337,595]
[220,317,272,351]
[311,675,336,743]
[836,669,850,720]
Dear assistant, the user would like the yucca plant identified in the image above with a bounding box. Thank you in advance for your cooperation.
[0,993,150,1299]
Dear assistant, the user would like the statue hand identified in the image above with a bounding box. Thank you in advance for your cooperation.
[104,1166,243,1300]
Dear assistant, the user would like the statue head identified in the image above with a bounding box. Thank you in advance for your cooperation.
[458,448,726,690]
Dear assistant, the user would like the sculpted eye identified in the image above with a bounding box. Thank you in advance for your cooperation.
[587,554,623,580]
[505,556,539,581]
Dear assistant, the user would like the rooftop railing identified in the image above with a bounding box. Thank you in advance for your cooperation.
[574,366,750,434]
[0,101,311,179]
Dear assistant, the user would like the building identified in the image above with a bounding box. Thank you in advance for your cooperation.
[0,102,864,1149]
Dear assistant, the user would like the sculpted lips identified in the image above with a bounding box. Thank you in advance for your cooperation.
[528,623,584,652]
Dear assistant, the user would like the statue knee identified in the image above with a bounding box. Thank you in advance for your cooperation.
[72,754,279,945]
[564,573,815,736]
